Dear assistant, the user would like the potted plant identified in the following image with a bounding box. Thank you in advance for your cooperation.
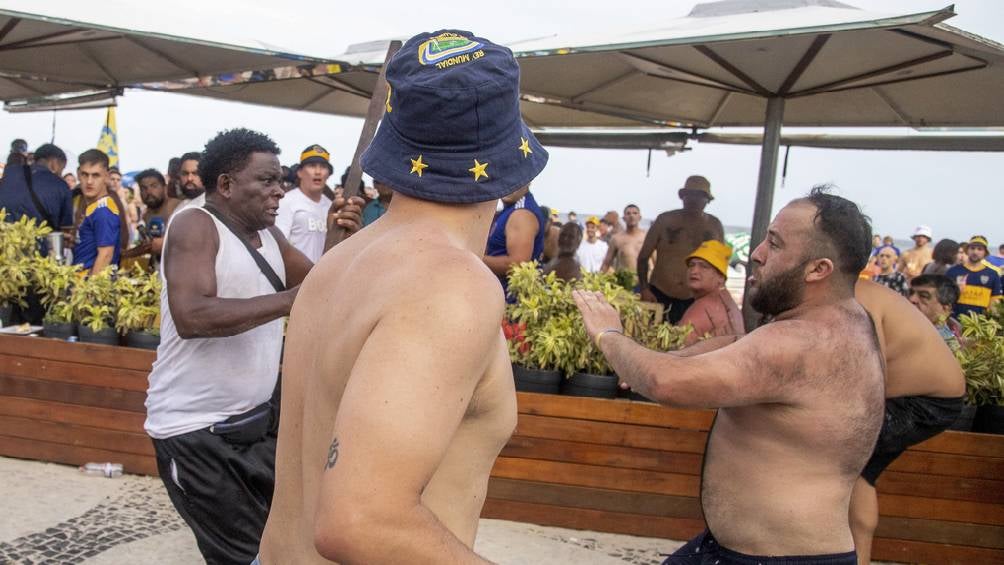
[506,264,690,399]
[116,265,161,350]
[0,210,49,326]
[559,271,690,399]
[71,268,119,345]
[955,311,1004,434]
[31,256,82,339]
[505,263,569,394]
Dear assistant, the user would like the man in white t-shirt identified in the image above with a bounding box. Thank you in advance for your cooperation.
[274,144,334,262]
[576,215,609,273]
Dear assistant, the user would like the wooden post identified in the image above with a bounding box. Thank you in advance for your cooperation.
[324,40,402,251]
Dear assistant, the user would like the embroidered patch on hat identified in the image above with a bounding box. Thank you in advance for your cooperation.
[418,32,485,69]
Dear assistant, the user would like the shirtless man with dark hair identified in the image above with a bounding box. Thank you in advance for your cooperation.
[258,30,548,564]
[601,204,647,274]
[576,188,884,564]
[850,280,965,565]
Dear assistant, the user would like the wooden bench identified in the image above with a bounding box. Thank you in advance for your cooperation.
[1,335,1002,563]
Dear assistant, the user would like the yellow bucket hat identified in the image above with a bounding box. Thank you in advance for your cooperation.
[585,215,601,226]
[686,240,732,277]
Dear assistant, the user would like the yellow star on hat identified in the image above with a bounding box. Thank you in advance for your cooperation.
[518,137,532,158]
[409,155,428,177]
[469,159,488,182]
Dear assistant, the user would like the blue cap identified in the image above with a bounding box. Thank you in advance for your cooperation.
[361,30,548,204]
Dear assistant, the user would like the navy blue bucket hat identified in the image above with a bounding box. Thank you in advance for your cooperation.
[361,30,548,204]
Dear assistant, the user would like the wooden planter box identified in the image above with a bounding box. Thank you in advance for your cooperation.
[1,335,1002,564]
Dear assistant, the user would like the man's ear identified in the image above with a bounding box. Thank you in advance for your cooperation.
[804,258,835,283]
[216,174,232,199]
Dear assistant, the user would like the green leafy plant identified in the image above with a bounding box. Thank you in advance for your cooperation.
[70,268,118,332]
[506,263,691,377]
[0,209,51,308]
[955,312,1004,406]
[31,255,83,324]
[115,264,161,335]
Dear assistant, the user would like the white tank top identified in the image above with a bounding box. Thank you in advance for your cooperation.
[145,207,286,439]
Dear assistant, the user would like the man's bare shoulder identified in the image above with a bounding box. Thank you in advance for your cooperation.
[363,230,505,318]
[165,207,214,246]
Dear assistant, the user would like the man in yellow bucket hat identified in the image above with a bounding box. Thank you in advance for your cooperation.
[676,239,744,345]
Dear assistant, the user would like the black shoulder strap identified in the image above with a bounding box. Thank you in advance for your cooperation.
[22,165,58,229]
[202,204,286,293]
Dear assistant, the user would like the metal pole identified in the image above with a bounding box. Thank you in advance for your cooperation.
[742,96,785,331]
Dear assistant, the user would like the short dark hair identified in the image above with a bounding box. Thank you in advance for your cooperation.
[167,157,182,176]
[932,238,959,265]
[624,204,640,212]
[135,168,166,187]
[199,129,280,193]
[33,143,66,163]
[339,166,364,192]
[78,149,109,169]
[108,166,121,176]
[800,185,872,285]
[179,151,201,165]
[911,274,960,306]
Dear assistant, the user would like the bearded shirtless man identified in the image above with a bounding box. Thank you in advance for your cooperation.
[637,176,724,324]
[850,280,965,565]
[601,204,647,274]
[257,30,548,564]
[577,187,884,564]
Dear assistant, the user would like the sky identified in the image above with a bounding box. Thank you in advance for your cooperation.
[2,0,1003,245]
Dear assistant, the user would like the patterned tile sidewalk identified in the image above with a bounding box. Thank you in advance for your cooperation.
[0,456,678,564]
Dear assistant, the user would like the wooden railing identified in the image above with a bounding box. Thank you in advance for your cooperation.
[1,335,1001,564]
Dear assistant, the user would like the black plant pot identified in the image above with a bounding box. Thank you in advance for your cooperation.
[948,404,978,432]
[125,330,160,350]
[972,405,1004,435]
[512,364,561,394]
[43,321,77,340]
[0,303,12,327]
[78,325,120,346]
[562,372,619,399]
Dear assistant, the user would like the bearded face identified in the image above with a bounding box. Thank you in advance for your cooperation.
[749,259,807,317]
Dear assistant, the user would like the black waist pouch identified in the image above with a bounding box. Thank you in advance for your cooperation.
[209,401,274,445]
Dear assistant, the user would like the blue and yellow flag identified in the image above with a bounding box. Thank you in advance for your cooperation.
[96,107,119,168]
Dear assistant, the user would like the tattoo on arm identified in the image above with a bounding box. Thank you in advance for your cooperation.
[325,437,340,470]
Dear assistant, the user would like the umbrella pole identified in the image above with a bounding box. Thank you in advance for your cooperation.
[742,96,785,331]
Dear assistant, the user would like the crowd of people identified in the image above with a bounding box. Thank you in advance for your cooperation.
[0,28,984,565]
[0,136,385,290]
[863,227,1002,348]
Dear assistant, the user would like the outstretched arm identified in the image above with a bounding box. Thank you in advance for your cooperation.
[313,269,502,564]
[574,290,791,408]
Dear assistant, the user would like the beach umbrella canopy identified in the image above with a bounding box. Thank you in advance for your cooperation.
[511,0,1004,325]
[512,0,1004,129]
[0,6,338,103]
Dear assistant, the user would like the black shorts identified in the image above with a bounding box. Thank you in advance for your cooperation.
[153,425,277,565]
[861,395,965,486]
[662,530,856,565]
[649,285,695,325]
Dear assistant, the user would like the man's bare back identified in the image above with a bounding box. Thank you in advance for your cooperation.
[259,199,516,564]
[855,280,964,398]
